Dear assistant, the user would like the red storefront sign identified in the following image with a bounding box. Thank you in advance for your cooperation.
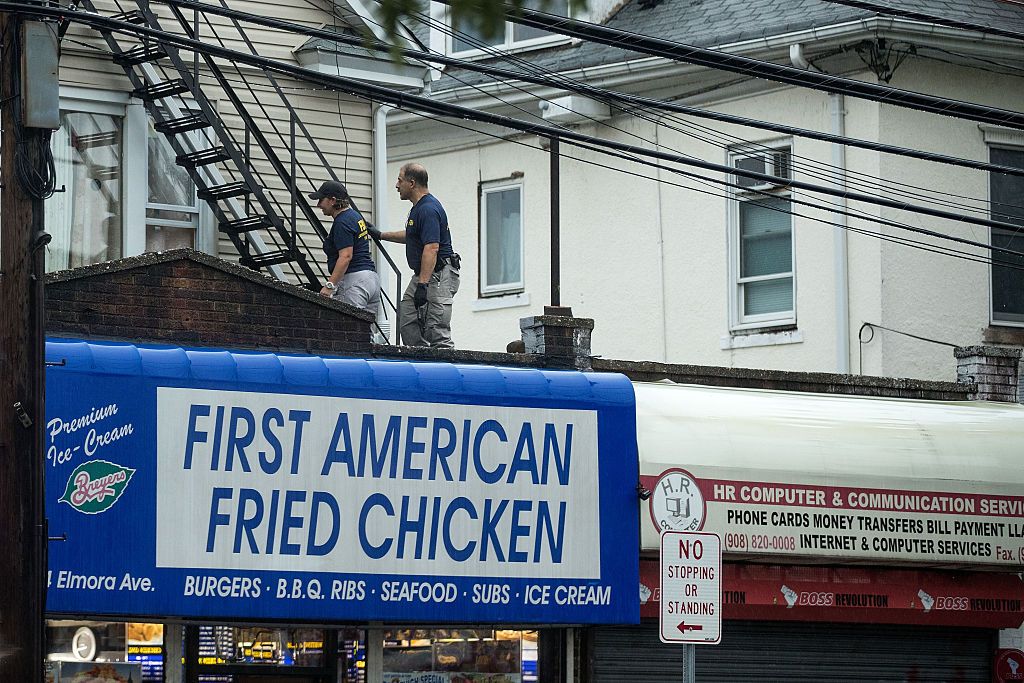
[639,559,1024,628]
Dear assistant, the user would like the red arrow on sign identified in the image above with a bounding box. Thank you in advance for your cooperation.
[677,622,704,633]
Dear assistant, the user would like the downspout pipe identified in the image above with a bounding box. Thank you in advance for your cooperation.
[791,43,851,374]
[830,92,851,374]
[373,103,394,342]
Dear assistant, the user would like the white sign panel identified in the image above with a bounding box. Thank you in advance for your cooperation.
[644,468,1024,568]
[659,531,721,644]
[156,388,600,579]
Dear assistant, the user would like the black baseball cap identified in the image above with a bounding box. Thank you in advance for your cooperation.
[308,180,349,200]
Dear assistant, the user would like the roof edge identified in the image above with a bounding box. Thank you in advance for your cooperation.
[44,248,375,322]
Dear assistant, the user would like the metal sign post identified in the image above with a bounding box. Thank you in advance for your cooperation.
[659,531,722,645]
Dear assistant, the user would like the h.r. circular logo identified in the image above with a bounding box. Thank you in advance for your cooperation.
[650,468,706,532]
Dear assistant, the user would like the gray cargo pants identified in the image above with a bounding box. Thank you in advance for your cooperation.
[399,264,460,348]
[332,269,381,315]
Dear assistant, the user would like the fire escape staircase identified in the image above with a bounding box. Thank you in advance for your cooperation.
[77,0,403,328]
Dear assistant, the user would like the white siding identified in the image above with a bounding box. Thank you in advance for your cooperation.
[56,0,375,284]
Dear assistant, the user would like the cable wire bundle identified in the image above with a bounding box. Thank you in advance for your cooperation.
[7,17,58,200]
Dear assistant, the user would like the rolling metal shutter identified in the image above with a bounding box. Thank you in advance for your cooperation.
[696,621,994,682]
[588,621,994,682]
[587,623,690,682]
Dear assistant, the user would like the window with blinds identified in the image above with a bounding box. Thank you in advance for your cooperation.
[729,145,795,329]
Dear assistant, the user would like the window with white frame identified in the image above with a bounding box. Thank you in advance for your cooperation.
[479,181,524,296]
[449,0,570,55]
[729,145,795,329]
[146,112,200,251]
[45,109,125,272]
[45,89,211,273]
[990,146,1024,326]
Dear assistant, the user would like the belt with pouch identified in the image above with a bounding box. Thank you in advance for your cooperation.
[434,252,461,272]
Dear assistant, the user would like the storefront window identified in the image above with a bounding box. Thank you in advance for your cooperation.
[383,629,537,683]
[46,622,365,682]
[126,622,165,681]
[45,620,147,682]
[193,625,365,682]
[47,621,127,663]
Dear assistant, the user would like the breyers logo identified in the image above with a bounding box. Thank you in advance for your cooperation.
[60,460,135,514]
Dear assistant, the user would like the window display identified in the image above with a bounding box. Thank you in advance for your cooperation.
[383,629,537,683]
[126,623,164,682]
[47,621,127,664]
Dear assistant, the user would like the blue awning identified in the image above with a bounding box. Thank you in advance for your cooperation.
[44,338,640,625]
[45,338,635,406]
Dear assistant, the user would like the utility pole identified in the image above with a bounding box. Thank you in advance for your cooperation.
[0,9,49,682]
[549,136,560,308]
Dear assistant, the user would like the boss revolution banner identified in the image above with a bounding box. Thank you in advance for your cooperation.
[44,340,639,623]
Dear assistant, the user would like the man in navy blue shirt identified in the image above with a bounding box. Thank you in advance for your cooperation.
[308,180,380,315]
[373,163,460,347]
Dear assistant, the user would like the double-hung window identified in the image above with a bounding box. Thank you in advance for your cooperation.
[729,145,795,330]
[449,0,570,55]
[990,147,1024,326]
[479,181,524,296]
[146,112,201,251]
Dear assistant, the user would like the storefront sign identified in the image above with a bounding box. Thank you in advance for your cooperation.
[639,561,1024,628]
[45,341,639,624]
[642,468,1024,569]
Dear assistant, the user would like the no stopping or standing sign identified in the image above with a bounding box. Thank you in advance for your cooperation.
[659,531,722,644]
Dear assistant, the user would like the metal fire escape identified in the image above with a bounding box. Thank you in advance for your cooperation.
[74,0,401,324]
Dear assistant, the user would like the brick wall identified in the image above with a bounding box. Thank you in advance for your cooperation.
[45,250,373,356]
[955,345,1022,402]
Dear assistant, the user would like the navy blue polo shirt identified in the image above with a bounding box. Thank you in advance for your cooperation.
[405,193,454,273]
[324,209,375,274]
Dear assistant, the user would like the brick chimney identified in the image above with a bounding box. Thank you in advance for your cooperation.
[520,306,594,371]
[954,345,1022,402]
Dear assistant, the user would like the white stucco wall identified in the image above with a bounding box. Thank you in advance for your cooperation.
[876,58,1024,381]
[387,56,1023,380]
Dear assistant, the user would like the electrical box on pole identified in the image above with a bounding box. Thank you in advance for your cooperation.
[21,20,60,129]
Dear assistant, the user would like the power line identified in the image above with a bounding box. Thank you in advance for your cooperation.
[212,61,1024,256]
[400,105,1024,272]
[57,1,1024,271]
[404,8,1022,219]
[192,0,1024,221]
[479,0,1024,129]
[24,3,1024,257]
[565,137,1022,266]
[357,19,1023,272]
[819,0,1024,43]
[149,0,1024,180]
[139,0,1024,224]
[895,42,1024,79]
